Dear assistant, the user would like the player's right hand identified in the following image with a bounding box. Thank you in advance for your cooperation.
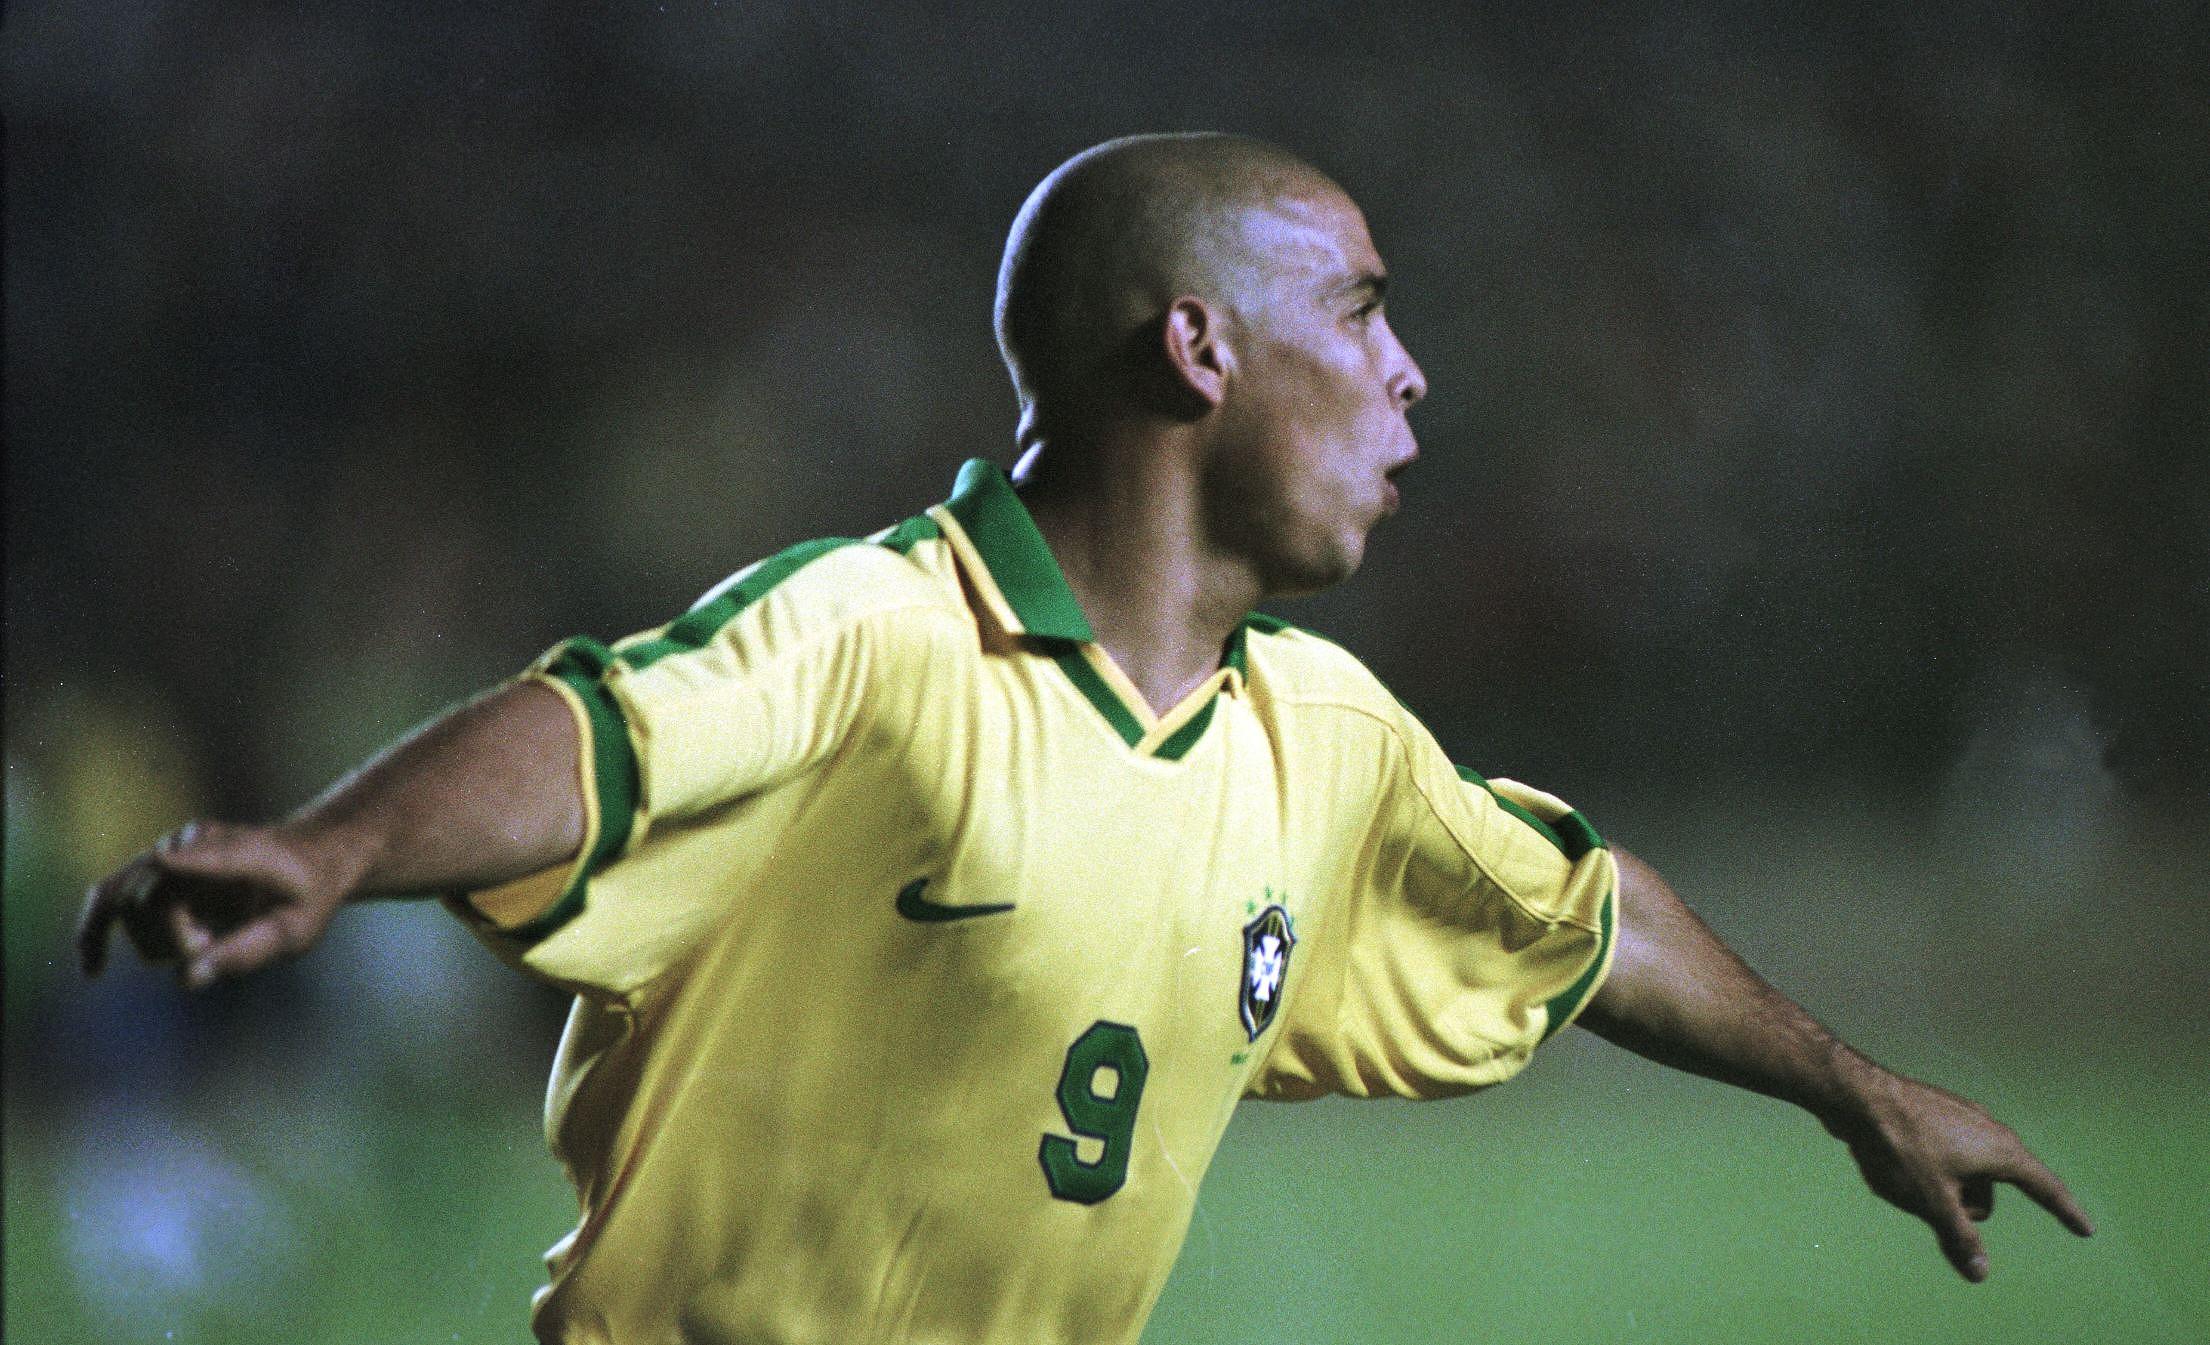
[76,821,349,989]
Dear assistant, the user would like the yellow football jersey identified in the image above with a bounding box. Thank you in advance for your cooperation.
[449,459,1616,1345]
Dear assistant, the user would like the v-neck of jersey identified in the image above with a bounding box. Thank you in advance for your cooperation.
[927,459,1250,762]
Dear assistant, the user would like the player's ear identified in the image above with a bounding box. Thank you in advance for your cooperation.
[1160,297,1231,413]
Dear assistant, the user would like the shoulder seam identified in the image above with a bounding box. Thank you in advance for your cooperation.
[621,536,860,671]
[1284,695,1604,936]
[620,596,967,686]
[617,537,957,673]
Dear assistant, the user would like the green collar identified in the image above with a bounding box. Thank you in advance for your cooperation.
[941,459,1096,642]
[939,458,1257,681]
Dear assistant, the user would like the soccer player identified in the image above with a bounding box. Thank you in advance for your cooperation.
[77,133,2090,1344]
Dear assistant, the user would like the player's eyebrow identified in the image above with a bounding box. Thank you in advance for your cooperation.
[1335,271,1389,306]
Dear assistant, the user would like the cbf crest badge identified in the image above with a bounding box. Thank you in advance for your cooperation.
[1238,904,1296,1041]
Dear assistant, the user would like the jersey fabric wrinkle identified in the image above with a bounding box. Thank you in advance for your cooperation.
[443,457,1619,1345]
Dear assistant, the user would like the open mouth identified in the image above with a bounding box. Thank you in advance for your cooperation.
[1381,456,1415,512]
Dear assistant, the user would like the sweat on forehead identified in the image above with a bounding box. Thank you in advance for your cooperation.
[994,133,1352,417]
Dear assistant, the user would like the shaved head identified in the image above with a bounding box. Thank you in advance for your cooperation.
[995,133,1344,444]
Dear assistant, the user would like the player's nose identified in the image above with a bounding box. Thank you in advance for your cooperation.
[1388,335,1427,410]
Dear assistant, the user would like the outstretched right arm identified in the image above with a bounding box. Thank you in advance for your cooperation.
[77,678,584,989]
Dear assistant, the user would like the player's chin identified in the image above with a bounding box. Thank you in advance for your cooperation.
[1292,536,1367,595]
[1257,536,1360,598]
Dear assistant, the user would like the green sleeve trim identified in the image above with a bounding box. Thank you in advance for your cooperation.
[1053,645,1146,747]
[1538,883,1615,1043]
[1451,763,1603,862]
[618,537,858,671]
[624,517,945,676]
[1454,763,1569,855]
[501,533,865,941]
[1492,792,1569,853]
[505,641,642,943]
[501,872,586,944]
[1240,618,1606,840]
[1550,809,1605,861]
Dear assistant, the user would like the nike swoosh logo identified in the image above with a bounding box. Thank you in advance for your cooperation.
[895,878,1015,923]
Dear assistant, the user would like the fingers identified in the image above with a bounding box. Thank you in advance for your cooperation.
[184,913,304,990]
[77,874,117,976]
[76,854,158,977]
[155,819,205,854]
[167,903,213,977]
[75,820,322,986]
[1928,1188,1991,1282]
[151,820,250,875]
[77,823,214,977]
[2000,1152,2095,1238]
[1929,1151,2092,1280]
[120,885,185,965]
[1961,1175,1994,1223]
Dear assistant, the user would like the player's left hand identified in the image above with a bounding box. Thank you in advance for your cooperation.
[1824,1065,2093,1281]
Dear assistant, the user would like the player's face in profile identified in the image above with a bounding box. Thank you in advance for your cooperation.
[1203,184,1426,596]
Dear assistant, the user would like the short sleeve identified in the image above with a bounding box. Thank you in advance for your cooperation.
[444,540,953,996]
[1246,713,1617,1101]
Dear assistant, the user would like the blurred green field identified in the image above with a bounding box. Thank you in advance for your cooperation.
[8,802,2205,1343]
[3,1093,573,1345]
[1155,1039,2206,1344]
[7,1035,2200,1344]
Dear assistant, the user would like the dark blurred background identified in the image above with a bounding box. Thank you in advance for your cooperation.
[6,3,2207,1342]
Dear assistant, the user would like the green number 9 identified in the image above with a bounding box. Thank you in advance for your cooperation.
[1039,1020,1149,1204]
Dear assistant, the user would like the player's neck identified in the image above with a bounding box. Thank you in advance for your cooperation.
[1013,437,1259,718]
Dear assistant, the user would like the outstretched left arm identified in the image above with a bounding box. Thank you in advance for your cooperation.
[1577,846,2094,1281]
